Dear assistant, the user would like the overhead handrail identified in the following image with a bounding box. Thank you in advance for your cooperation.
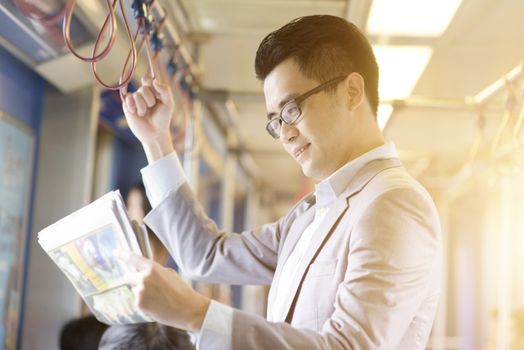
[13,0,69,27]
[63,0,119,62]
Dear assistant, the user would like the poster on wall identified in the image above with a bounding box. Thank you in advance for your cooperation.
[0,111,35,350]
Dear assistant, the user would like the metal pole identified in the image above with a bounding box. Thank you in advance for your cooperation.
[473,63,524,105]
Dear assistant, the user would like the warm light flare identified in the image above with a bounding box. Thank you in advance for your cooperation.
[377,104,393,130]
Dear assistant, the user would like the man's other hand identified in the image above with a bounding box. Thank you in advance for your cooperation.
[121,251,211,332]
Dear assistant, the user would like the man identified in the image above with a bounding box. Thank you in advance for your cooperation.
[121,15,442,349]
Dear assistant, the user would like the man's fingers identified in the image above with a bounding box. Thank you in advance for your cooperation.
[128,254,150,271]
[139,85,157,108]
[125,79,171,119]
[125,94,136,114]
[133,93,147,117]
[152,78,172,106]
[141,76,152,87]
[122,271,141,286]
[119,250,151,272]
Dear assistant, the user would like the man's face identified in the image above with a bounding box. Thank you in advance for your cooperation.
[263,58,357,180]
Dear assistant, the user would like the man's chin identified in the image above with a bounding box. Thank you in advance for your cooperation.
[301,163,321,181]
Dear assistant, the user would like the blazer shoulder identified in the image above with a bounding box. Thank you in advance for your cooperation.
[366,165,432,200]
[350,165,438,221]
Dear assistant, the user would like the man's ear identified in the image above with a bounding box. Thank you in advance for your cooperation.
[344,72,365,111]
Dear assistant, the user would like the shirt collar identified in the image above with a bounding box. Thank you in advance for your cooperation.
[314,142,398,208]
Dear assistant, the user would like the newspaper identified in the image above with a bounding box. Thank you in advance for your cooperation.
[37,191,153,325]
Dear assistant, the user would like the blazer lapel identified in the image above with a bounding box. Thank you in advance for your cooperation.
[275,196,350,322]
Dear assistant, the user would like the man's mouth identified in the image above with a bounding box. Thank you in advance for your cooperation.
[294,143,310,158]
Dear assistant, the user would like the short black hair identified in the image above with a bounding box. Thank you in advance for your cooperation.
[255,15,379,115]
[98,323,194,350]
[59,315,108,350]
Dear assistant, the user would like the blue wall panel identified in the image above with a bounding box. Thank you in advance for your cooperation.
[0,45,45,348]
[0,47,45,129]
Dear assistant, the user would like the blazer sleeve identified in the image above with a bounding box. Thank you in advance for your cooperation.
[220,187,441,349]
[143,183,311,285]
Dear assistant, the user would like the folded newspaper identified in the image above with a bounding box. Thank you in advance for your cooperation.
[37,190,153,325]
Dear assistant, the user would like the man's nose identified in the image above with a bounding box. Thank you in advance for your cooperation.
[280,122,298,143]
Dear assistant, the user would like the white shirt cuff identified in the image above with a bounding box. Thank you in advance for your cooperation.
[197,300,233,350]
[140,151,187,208]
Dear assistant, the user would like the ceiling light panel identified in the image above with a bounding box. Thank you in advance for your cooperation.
[373,45,433,100]
[366,0,462,37]
[187,0,346,36]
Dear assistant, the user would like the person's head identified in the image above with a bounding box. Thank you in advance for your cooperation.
[59,315,108,350]
[255,15,384,180]
[126,183,151,225]
[98,323,195,350]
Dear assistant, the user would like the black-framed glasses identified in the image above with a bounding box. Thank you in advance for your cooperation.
[265,75,346,139]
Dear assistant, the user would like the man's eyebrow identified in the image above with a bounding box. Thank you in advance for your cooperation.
[266,93,299,120]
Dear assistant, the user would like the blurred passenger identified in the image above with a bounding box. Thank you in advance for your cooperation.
[98,322,194,350]
[59,315,108,350]
[126,183,169,264]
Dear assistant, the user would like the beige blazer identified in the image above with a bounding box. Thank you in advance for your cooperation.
[145,158,442,349]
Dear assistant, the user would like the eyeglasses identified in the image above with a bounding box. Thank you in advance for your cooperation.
[265,75,346,139]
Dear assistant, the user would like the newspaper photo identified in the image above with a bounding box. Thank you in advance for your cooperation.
[37,191,153,325]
